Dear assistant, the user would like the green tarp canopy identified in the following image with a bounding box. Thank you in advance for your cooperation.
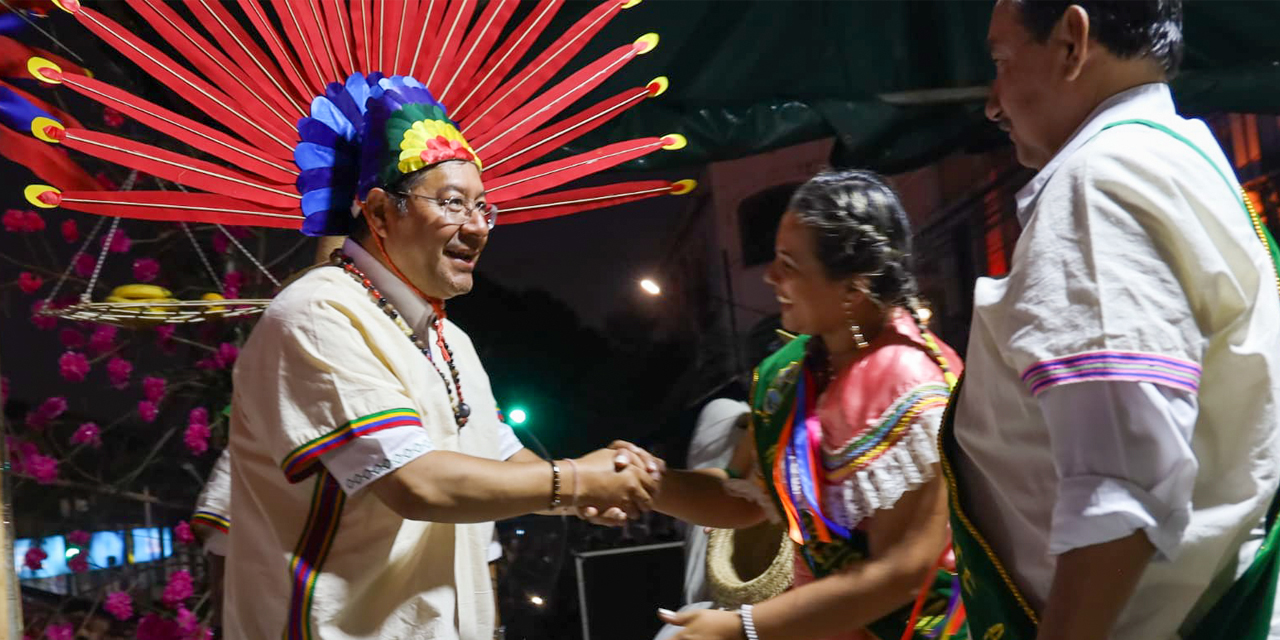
[558,0,1280,174]
[38,1,1280,176]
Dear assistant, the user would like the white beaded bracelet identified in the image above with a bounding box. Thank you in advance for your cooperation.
[739,604,759,640]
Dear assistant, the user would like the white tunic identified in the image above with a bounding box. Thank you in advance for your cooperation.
[225,240,519,640]
[954,83,1280,640]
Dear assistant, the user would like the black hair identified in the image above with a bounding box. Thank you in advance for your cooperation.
[349,160,459,241]
[1013,0,1183,77]
[788,169,920,309]
[789,169,955,382]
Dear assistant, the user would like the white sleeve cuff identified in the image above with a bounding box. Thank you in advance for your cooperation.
[319,425,435,495]
[1039,380,1199,561]
[1050,475,1190,560]
[202,530,229,557]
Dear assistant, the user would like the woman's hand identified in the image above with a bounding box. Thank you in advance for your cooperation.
[658,608,745,640]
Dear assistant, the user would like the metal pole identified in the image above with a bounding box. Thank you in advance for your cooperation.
[0,350,23,635]
[721,250,745,381]
[575,555,591,640]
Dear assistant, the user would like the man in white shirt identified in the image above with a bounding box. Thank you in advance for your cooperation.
[225,81,661,638]
[945,2,1280,640]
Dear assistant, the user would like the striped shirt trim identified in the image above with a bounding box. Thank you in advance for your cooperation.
[284,473,345,640]
[823,383,951,479]
[280,408,422,483]
[191,511,230,534]
[1021,351,1201,396]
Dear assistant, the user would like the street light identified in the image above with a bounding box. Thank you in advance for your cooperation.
[529,595,545,606]
[639,278,661,296]
[509,408,528,425]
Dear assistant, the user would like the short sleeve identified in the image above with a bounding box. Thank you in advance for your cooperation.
[1001,142,1210,398]
[1041,380,1199,560]
[233,291,435,484]
[192,449,232,549]
[495,421,524,461]
[319,425,435,495]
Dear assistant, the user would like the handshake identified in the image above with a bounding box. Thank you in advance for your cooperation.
[558,441,667,526]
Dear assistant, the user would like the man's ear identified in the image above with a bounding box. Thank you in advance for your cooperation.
[363,188,395,239]
[1056,5,1091,82]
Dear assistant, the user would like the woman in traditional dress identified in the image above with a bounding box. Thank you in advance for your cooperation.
[651,169,964,640]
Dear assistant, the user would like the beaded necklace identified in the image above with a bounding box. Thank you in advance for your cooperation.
[330,250,471,428]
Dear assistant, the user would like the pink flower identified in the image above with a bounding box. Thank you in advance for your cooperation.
[24,546,46,571]
[88,325,117,355]
[211,232,229,255]
[68,552,89,573]
[18,272,43,294]
[138,400,158,423]
[27,454,58,484]
[2,209,24,232]
[38,397,68,420]
[73,253,96,278]
[3,209,44,233]
[184,422,210,456]
[223,270,246,290]
[59,328,85,349]
[216,343,239,369]
[107,357,133,389]
[104,591,133,621]
[155,325,176,353]
[44,622,73,640]
[8,438,37,475]
[67,530,91,546]
[136,613,180,640]
[61,219,78,244]
[133,257,160,282]
[161,570,193,608]
[58,351,90,382]
[175,521,195,545]
[71,423,101,448]
[31,301,57,330]
[29,396,68,430]
[222,271,245,299]
[189,407,208,427]
[143,376,167,402]
[103,106,125,128]
[176,607,197,635]
[26,411,49,431]
[102,228,131,253]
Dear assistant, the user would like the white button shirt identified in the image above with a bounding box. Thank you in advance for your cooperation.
[954,83,1280,640]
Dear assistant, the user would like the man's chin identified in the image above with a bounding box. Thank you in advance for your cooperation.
[439,273,474,299]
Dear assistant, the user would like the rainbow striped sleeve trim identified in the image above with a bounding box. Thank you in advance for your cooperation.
[191,511,230,535]
[280,408,422,483]
[1021,351,1201,396]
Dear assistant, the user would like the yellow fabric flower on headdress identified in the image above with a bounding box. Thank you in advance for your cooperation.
[397,119,481,174]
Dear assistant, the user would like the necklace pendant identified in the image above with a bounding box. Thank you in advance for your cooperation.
[456,402,471,419]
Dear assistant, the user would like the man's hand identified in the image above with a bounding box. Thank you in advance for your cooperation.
[575,441,666,526]
[570,447,659,524]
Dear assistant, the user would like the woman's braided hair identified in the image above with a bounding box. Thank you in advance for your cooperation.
[788,169,955,383]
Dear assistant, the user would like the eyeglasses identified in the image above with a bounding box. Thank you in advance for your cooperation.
[394,192,498,229]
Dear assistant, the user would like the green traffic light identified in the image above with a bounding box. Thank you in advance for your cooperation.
[509,408,528,425]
